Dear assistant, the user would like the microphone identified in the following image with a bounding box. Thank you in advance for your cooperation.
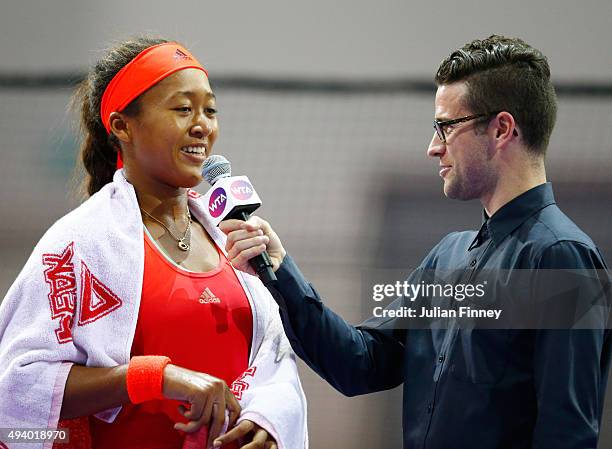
[201,155,277,285]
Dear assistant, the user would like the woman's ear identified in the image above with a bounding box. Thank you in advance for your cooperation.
[109,112,131,143]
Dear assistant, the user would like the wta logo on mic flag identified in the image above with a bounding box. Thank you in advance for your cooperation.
[230,179,254,200]
[208,187,227,218]
[202,175,262,226]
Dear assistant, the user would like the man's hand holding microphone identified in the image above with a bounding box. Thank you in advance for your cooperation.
[220,216,285,275]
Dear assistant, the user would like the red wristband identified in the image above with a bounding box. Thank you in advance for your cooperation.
[126,355,172,404]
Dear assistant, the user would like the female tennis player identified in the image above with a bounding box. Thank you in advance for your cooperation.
[0,37,307,449]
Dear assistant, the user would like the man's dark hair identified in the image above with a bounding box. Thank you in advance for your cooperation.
[435,35,557,155]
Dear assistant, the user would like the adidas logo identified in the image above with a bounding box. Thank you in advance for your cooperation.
[174,49,192,61]
[198,287,221,304]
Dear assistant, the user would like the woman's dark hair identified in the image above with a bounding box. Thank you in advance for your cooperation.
[72,36,170,197]
[435,35,557,155]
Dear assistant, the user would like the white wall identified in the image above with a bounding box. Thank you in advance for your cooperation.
[1,0,611,81]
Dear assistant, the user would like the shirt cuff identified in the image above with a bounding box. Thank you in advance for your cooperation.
[274,254,320,308]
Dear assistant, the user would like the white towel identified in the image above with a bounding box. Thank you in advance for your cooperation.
[0,170,308,449]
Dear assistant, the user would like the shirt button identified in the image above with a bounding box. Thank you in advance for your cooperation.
[427,404,433,413]
[438,354,445,363]
[470,259,477,267]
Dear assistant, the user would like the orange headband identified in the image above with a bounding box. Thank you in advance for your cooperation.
[100,42,208,134]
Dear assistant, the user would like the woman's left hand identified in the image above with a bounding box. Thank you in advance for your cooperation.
[213,419,278,448]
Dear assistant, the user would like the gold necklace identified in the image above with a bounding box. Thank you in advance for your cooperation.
[140,207,192,251]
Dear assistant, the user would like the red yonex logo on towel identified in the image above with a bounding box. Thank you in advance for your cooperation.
[43,243,124,343]
[231,366,257,400]
[43,243,77,344]
[78,261,123,325]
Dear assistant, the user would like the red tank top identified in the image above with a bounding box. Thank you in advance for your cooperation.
[90,229,253,449]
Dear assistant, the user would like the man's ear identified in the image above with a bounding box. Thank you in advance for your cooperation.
[109,112,132,143]
[491,111,519,149]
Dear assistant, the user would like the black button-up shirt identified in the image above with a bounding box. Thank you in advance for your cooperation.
[272,183,611,449]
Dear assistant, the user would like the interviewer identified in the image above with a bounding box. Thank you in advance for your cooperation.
[221,35,612,449]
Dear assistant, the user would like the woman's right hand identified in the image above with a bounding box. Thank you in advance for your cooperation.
[162,364,241,443]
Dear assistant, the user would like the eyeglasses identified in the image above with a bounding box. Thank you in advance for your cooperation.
[433,112,499,143]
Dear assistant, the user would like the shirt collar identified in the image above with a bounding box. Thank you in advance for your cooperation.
[469,182,556,250]
[468,219,490,251]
